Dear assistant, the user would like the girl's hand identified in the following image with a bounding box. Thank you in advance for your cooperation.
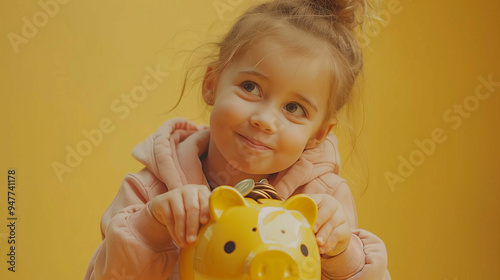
[307,193,351,257]
[149,184,211,248]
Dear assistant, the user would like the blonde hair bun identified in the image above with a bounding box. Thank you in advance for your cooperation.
[308,0,366,30]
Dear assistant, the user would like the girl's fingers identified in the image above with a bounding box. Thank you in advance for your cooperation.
[154,192,183,247]
[310,194,338,232]
[170,194,187,247]
[149,185,211,248]
[162,202,178,245]
[315,216,335,251]
[183,189,201,245]
[323,223,351,256]
[307,194,351,255]
[198,187,211,224]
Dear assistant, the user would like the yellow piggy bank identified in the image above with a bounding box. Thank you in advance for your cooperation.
[179,186,321,280]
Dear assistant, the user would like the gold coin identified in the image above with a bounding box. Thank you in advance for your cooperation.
[259,178,269,184]
[250,189,271,199]
[234,178,255,196]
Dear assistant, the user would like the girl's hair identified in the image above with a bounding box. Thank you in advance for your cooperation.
[206,0,368,121]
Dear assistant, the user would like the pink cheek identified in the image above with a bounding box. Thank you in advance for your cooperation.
[278,130,308,148]
[216,100,252,121]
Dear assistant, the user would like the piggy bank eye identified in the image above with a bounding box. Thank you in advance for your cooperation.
[300,244,309,257]
[224,241,235,254]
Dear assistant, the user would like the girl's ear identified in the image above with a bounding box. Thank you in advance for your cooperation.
[202,65,216,105]
[305,119,337,149]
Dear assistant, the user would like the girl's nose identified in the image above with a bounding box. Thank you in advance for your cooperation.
[250,106,279,133]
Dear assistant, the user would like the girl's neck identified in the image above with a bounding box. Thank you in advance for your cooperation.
[201,139,269,188]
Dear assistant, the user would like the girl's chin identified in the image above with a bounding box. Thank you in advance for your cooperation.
[225,158,287,178]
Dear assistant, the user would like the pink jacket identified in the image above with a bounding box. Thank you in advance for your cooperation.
[85,118,390,280]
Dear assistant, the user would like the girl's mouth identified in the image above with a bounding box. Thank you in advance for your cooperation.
[238,134,272,151]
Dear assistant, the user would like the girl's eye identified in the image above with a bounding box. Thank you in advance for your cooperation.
[241,81,261,96]
[284,102,306,117]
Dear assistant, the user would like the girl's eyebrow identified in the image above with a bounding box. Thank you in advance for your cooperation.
[238,70,269,81]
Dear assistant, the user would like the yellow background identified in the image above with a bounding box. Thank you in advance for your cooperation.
[1,0,499,279]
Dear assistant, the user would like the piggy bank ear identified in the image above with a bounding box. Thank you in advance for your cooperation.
[282,195,318,228]
[210,186,248,221]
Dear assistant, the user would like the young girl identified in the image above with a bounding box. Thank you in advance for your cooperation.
[85,0,390,279]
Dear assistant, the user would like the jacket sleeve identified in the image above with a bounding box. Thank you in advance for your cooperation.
[322,180,390,280]
[293,174,391,280]
[320,229,390,280]
[84,169,178,280]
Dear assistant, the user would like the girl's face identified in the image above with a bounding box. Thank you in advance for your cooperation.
[203,37,335,182]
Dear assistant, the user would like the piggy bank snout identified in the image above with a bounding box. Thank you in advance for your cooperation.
[248,250,299,280]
